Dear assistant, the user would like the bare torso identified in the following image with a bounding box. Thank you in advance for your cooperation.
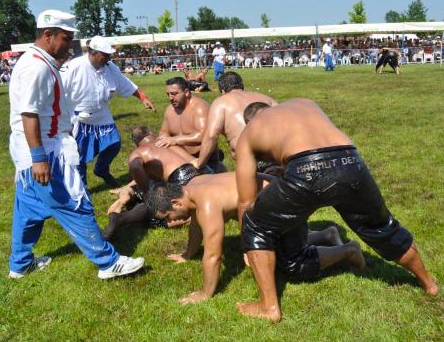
[213,90,277,156]
[164,96,210,155]
[244,98,353,165]
[130,142,194,181]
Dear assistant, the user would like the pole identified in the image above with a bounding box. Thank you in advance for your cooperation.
[315,24,319,68]
[175,0,179,32]
[441,31,443,67]
[231,28,237,68]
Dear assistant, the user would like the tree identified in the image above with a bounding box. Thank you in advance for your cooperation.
[103,0,127,36]
[260,13,270,28]
[72,0,127,38]
[186,6,248,31]
[72,0,102,37]
[0,0,36,51]
[405,0,427,21]
[157,10,174,33]
[385,10,406,23]
[123,25,147,35]
[348,1,367,24]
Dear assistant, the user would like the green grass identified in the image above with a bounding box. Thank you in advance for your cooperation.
[1,65,444,341]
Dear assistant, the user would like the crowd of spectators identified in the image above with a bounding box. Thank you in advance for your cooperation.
[110,35,444,73]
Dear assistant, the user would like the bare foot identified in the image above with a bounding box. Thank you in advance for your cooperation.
[167,253,187,263]
[179,290,209,304]
[420,277,439,296]
[346,241,366,269]
[325,226,343,246]
[236,301,282,322]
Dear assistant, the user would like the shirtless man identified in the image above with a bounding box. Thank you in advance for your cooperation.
[149,172,366,305]
[196,71,277,169]
[156,77,225,173]
[183,67,210,92]
[103,125,210,239]
[235,99,438,322]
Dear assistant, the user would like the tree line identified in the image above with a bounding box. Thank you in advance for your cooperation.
[0,0,434,51]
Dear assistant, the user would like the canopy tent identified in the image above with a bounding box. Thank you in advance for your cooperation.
[11,21,444,52]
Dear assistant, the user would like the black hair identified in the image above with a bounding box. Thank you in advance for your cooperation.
[166,77,189,91]
[218,71,244,93]
[131,125,151,146]
[35,27,60,39]
[146,183,184,216]
[243,102,270,124]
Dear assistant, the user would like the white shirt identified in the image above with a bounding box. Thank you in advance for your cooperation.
[9,45,73,168]
[322,43,332,54]
[212,46,226,63]
[62,54,137,126]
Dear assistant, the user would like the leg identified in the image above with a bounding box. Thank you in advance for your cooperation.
[9,178,50,273]
[94,141,121,178]
[397,243,438,295]
[307,226,343,246]
[102,203,151,240]
[237,250,282,322]
[78,162,88,186]
[317,241,365,270]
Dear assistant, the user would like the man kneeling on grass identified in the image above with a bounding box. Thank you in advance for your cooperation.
[149,172,366,304]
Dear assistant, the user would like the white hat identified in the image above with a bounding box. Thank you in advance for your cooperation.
[88,36,116,54]
[37,10,78,32]
[215,41,221,45]
[326,38,331,42]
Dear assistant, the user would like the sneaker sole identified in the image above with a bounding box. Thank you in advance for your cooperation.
[8,257,52,279]
[98,260,144,279]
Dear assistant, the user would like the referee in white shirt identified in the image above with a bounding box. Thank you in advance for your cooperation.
[8,10,145,279]
[62,36,156,187]
[322,38,335,71]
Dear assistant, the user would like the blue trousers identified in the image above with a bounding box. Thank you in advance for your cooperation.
[75,122,121,185]
[325,53,334,71]
[213,61,225,81]
[9,161,119,273]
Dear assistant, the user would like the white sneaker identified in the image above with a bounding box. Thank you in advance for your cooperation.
[9,256,52,279]
[98,255,145,279]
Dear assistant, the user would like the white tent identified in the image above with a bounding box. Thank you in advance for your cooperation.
[11,21,444,52]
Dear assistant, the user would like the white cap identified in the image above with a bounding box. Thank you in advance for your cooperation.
[37,10,78,32]
[326,38,331,42]
[215,41,221,45]
[88,36,116,54]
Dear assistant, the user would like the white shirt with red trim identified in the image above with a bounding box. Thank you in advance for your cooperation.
[62,55,137,126]
[9,45,85,203]
[212,46,226,64]
[9,45,73,169]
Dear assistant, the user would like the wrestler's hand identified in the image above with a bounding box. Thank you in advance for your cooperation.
[155,136,177,148]
[189,158,199,168]
[243,253,251,267]
[179,290,209,304]
[32,161,51,186]
[167,253,187,263]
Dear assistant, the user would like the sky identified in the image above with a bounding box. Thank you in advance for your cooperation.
[28,0,444,31]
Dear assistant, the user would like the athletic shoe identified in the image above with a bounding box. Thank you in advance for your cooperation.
[94,171,119,188]
[8,256,52,279]
[98,255,144,279]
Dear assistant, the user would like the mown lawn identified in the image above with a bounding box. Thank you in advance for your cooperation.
[0,64,443,341]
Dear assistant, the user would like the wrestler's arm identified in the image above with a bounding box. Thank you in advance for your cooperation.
[22,113,50,186]
[128,153,150,196]
[158,112,171,137]
[236,131,258,226]
[196,103,225,168]
[167,214,202,262]
[180,207,225,304]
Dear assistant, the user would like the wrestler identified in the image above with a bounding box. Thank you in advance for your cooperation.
[157,77,226,173]
[236,98,438,322]
[376,46,400,74]
[183,67,210,92]
[102,125,209,239]
[196,71,277,169]
[150,172,365,304]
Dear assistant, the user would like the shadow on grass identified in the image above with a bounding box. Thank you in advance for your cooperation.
[273,220,420,302]
[217,235,245,294]
[87,172,131,194]
[113,112,139,122]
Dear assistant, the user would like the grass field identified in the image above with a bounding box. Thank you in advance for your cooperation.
[0,64,443,341]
